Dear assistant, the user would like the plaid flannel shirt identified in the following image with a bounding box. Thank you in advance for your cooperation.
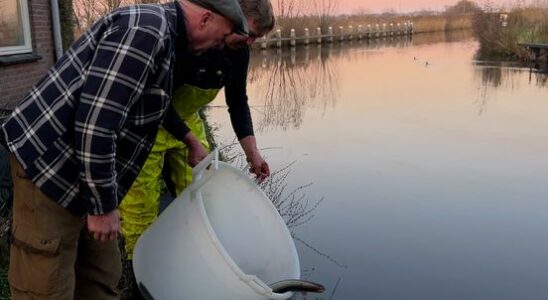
[1,2,182,216]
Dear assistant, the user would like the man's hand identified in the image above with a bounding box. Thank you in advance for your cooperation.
[183,132,208,167]
[247,152,270,183]
[87,209,121,242]
[239,136,270,183]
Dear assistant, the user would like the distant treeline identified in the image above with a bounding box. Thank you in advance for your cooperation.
[272,0,482,37]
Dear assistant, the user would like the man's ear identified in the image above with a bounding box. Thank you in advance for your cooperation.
[200,11,213,28]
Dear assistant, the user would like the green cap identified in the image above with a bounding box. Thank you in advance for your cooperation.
[187,0,249,36]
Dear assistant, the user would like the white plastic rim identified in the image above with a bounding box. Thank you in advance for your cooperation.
[194,162,297,300]
[132,150,300,300]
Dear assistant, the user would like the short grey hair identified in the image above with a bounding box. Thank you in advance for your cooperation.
[238,0,275,34]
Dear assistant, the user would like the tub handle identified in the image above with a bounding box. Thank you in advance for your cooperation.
[189,149,219,192]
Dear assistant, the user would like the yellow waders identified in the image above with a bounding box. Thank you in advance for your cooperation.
[120,84,220,258]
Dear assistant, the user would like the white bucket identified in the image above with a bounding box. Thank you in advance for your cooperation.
[133,150,300,300]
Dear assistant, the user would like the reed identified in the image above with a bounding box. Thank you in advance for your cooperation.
[413,15,473,33]
[474,6,548,60]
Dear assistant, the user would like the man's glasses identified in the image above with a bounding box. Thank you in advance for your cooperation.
[245,30,262,43]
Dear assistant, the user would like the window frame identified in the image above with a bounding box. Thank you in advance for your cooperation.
[0,0,33,56]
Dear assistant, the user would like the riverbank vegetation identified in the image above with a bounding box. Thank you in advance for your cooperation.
[474,2,548,61]
[272,0,479,37]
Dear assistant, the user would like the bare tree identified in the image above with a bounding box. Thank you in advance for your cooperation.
[307,0,338,31]
[532,0,548,9]
[246,46,339,133]
[274,0,304,19]
[271,0,307,35]
[445,0,482,15]
[73,0,100,33]
[73,0,153,34]
[73,0,123,33]
[98,0,123,16]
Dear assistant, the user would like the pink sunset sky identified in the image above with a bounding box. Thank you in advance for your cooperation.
[291,0,526,14]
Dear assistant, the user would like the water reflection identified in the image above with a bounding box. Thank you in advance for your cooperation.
[476,64,548,88]
[413,29,474,45]
[247,31,546,132]
[247,31,473,132]
[207,30,548,300]
[248,45,340,132]
[531,69,548,86]
[474,66,547,115]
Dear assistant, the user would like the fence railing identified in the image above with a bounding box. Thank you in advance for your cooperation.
[257,21,414,48]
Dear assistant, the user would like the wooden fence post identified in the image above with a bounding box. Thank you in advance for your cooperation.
[260,35,267,49]
[316,27,322,44]
[348,25,353,40]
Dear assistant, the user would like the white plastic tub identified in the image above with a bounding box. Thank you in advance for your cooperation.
[133,150,300,300]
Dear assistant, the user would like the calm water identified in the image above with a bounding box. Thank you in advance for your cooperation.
[208,31,548,299]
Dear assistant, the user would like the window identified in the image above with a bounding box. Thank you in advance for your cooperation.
[0,0,32,55]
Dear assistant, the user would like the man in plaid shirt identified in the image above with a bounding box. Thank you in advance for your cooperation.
[0,0,248,298]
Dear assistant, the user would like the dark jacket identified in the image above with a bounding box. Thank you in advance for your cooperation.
[172,46,255,139]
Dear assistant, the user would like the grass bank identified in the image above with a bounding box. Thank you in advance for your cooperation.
[474,7,548,61]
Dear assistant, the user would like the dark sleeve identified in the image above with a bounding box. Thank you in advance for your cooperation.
[224,47,254,140]
[162,104,190,141]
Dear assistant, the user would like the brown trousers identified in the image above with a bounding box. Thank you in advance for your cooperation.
[8,155,122,300]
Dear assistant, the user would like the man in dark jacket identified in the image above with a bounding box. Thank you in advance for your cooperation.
[0,0,248,298]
